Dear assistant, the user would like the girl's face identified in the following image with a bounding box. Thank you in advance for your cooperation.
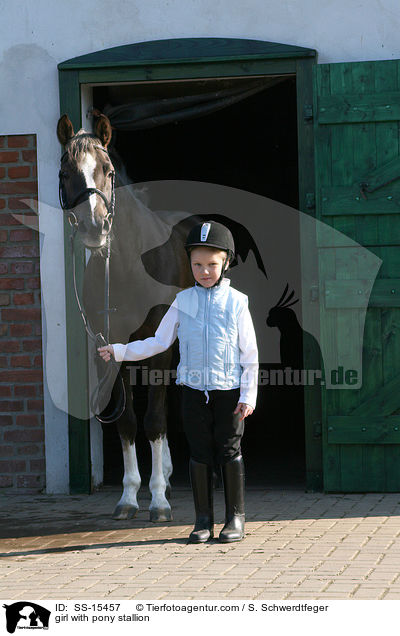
[190,247,228,288]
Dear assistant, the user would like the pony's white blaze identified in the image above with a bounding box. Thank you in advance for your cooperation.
[80,152,98,223]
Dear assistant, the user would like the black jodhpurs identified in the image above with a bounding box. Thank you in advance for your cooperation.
[181,386,244,466]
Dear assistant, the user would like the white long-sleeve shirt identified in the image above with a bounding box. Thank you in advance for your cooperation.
[112,296,258,409]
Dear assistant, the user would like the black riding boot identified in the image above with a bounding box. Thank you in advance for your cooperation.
[219,455,245,543]
[188,459,214,543]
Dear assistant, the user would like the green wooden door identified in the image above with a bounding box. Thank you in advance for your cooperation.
[314,60,400,491]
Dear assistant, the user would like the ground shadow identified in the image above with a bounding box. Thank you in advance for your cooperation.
[1,488,399,552]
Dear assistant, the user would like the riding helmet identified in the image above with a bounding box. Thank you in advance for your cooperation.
[185,221,235,262]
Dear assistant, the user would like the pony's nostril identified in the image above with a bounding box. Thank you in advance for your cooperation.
[67,211,78,227]
[78,220,87,233]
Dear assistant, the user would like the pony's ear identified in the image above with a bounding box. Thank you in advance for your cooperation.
[57,114,75,146]
[94,114,112,148]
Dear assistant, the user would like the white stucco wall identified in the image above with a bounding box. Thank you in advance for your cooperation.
[1,0,399,492]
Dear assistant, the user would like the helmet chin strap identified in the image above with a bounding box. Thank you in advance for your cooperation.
[212,254,230,288]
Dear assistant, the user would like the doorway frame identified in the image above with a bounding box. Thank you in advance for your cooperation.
[58,37,319,493]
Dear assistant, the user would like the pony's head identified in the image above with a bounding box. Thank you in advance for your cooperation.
[57,114,115,249]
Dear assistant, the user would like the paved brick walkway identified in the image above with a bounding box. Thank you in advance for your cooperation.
[1,487,400,600]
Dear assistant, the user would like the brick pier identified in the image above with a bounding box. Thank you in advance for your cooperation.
[0,134,44,491]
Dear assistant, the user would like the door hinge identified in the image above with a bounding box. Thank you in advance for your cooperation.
[304,104,313,122]
[313,421,322,438]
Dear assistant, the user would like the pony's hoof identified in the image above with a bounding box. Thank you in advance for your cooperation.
[112,504,139,520]
[150,508,172,523]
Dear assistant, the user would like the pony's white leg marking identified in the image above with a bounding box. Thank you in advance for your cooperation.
[162,435,173,495]
[149,437,172,522]
[113,439,141,520]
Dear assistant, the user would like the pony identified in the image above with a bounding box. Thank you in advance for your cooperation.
[56,113,267,522]
[57,113,194,522]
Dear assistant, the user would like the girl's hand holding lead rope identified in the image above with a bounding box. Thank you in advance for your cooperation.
[98,345,115,362]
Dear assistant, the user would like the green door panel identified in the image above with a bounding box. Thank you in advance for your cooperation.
[313,59,400,492]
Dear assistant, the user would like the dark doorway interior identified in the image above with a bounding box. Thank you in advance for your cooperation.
[94,76,306,490]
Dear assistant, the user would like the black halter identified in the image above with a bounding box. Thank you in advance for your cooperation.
[59,144,125,425]
[58,145,116,232]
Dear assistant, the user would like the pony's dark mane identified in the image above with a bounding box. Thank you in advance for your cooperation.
[65,129,102,161]
[64,128,131,185]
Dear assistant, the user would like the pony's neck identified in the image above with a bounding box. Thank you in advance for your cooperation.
[110,179,177,273]
[107,147,187,272]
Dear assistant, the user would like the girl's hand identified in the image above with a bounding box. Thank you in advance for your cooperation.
[234,402,254,421]
[97,345,114,362]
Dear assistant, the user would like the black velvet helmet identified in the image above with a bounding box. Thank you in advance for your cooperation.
[185,221,235,262]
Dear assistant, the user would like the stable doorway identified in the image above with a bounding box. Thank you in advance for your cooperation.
[93,75,306,489]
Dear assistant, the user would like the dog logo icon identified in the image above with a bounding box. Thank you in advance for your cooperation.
[3,602,51,633]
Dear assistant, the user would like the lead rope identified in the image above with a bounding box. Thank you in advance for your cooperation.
[104,235,111,342]
[69,225,126,424]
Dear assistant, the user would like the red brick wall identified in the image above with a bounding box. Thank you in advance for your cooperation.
[0,134,45,491]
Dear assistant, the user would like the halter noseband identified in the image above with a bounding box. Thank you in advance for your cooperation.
[58,145,116,231]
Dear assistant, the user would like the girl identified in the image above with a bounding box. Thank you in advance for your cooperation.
[98,221,258,542]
